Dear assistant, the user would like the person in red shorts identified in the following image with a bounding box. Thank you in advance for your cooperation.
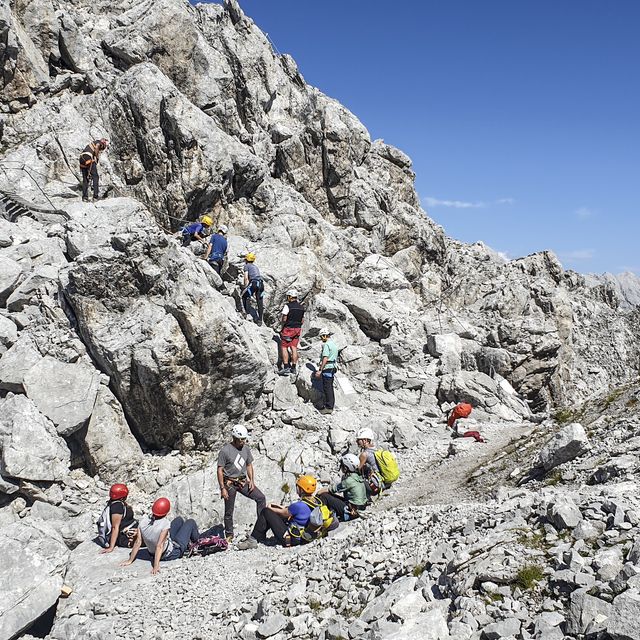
[279,289,305,376]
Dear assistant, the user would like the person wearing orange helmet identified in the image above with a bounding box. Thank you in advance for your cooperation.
[237,474,335,549]
[97,483,138,552]
[120,497,200,575]
[79,138,108,202]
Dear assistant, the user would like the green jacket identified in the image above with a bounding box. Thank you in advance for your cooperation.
[332,472,367,506]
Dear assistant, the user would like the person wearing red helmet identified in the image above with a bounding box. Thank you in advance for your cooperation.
[120,498,201,575]
[97,483,138,553]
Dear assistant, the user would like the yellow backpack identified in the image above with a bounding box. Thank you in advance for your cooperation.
[374,449,400,484]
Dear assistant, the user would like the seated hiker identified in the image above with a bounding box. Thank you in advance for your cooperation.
[317,453,368,521]
[203,224,228,274]
[79,138,108,202]
[242,252,265,324]
[97,483,138,552]
[120,498,200,575]
[176,215,213,247]
[237,475,336,549]
[278,288,305,376]
[447,402,484,442]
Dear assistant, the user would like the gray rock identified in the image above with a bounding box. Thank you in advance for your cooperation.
[0,334,43,392]
[608,589,640,640]
[0,521,69,640]
[482,617,521,639]
[82,386,143,479]
[384,608,450,639]
[0,255,22,304]
[0,394,70,481]
[257,612,289,638]
[539,423,590,471]
[566,590,612,636]
[547,499,582,530]
[23,355,100,436]
[0,314,18,347]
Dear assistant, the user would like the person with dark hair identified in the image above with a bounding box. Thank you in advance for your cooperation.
[79,138,108,202]
[278,289,305,376]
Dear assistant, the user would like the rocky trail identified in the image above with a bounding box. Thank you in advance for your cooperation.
[3,0,640,638]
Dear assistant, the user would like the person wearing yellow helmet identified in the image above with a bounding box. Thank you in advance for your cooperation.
[237,474,331,549]
[242,252,264,324]
[175,215,212,248]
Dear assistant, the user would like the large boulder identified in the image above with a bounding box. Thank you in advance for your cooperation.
[539,423,590,472]
[0,334,43,392]
[0,394,70,482]
[23,356,101,436]
[608,589,640,640]
[65,228,270,448]
[81,386,143,480]
[0,255,22,305]
[0,521,70,640]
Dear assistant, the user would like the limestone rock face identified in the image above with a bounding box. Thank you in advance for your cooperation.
[0,521,70,640]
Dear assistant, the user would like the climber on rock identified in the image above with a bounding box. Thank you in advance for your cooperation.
[217,424,266,542]
[314,328,338,414]
[242,252,265,324]
[79,138,108,202]
[278,288,305,376]
[176,215,213,249]
[203,224,228,274]
[97,483,139,552]
[317,453,368,521]
[237,475,337,549]
[120,498,200,576]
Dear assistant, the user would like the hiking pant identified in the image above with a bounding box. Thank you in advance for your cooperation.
[224,482,266,536]
[81,166,99,199]
[209,258,223,275]
[242,279,264,321]
[251,507,290,545]
[166,517,200,559]
[321,371,335,410]
[319,493,366,521]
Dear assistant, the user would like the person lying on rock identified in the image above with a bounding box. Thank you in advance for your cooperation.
[97,483,139,552]
[203,223,228,274]
[175,215,213,248]
[237,475,337,549]
[278,288,305,376]
[241,252,265,324]
[120,498,200,575]
[313,328,338,414]
[317,453,368,521]
[217,423,266,542]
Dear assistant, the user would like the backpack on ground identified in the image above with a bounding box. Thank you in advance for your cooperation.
[187,535,228,557]
[374,449,400,485]
[301,497,338,542]
[448,402,473,427]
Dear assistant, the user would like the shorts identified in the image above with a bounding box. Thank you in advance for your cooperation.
[281,327,302,348]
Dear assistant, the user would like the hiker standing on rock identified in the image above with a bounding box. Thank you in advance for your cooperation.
[314,328,338,414]
[217,424,266,542]
[203,224,228,274]
[121,498,200,575]
[79,138,108,202]
[278,288,305,376]
[242,252,265,324]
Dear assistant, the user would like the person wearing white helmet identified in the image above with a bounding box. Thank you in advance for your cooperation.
[204,223,228,275]
[313,328,339,414]
[216,424,265,541]
[317,453,368,520]
[278,288,305,376]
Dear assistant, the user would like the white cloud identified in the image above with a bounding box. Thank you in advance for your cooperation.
[575,206,594,218]
[424,196,515,209]
[561,249,595,260]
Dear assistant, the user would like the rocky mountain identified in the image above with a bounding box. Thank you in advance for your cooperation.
[1,1,640,639]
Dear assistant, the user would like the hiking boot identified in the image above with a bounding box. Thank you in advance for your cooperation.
[236,536,258,550]
[82,197,89,202]
[278,367,291,376]
[319,408,333,415]
[290,365,297,375]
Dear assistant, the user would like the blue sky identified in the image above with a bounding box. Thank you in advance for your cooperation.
[204,1,639,275]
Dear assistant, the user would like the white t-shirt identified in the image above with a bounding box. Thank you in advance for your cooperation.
[139,515,173,556]
[281,304,290,316]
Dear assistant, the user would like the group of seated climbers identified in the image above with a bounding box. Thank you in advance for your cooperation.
[96,426,399,574]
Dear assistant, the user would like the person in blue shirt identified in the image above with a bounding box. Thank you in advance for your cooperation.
[237,475,326,549]
[176,215,212,247]
[203,224,228,274]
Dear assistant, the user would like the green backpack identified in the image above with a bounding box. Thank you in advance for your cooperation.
[374,449,400,484]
